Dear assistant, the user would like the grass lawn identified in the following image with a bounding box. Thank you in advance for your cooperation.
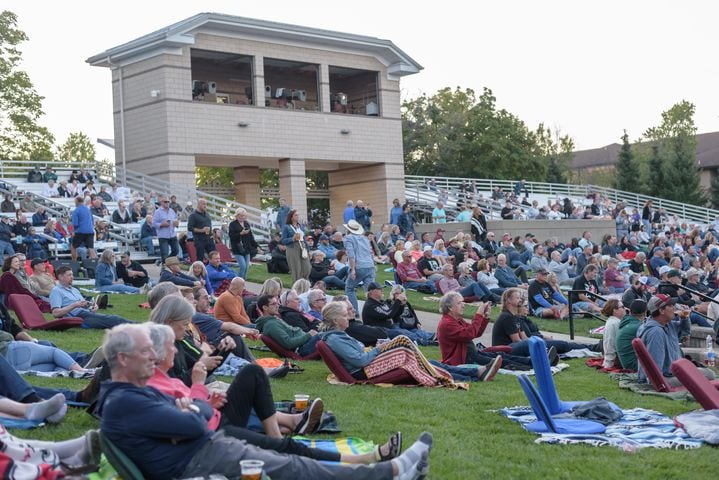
[14,281,714,479]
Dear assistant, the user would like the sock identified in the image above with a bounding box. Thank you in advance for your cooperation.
[391,433,432,479]
[394,450,429,480]
[24,393,65,421]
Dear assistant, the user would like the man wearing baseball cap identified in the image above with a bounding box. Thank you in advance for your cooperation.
[636,294,715,386]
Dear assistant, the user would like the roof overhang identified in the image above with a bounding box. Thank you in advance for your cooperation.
[86,12,422,77]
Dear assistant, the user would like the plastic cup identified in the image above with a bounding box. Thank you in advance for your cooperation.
[294,394,309,411]
[240,459,264,480]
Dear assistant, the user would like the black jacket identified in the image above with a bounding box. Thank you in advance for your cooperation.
[228,219,258,256]
[279,306,320,332]
[361,297,403,329]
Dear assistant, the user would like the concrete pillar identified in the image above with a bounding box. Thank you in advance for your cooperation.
[125,153,196,192]
[319,64,330,113]
[328,163,405,228]
[233,166,261,209]
[278,158,307,222]
[252,56,265,107]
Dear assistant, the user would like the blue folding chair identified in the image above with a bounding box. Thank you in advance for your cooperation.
[517,374,606,434]
[527,336,621,415]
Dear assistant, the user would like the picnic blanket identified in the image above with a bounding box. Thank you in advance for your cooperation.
[675,410,719,445]
[19,369,96,380]
[608,372,692,401]
[560,348,602,359]
[500,407,703,450]
[366,337,459,388]
[586,357,635,374]
[456,363,569,377]
[294,436,375,459]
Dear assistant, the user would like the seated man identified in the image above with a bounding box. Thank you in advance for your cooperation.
[49,266,134,329]
[622,274,652,307]
[309,250,346,290]
[279,290,321,332]
[548,249,576,284]
[637,294,715,385]
[214,277,252,326]
[306,289,328,321]
[492,288,600,357]
[494,254,528,289]
[395,251,437,293]
[569,265,603,314]
[361,282,428,345]
[615,299,647,371]
[657,269,711,327]
[28,258,55,298]
[159,256,201,288]
[116,251,150,288]
[416,247,443,283]
[255,295,319,357]
[206,250,237,293]
[98,324,432,480]
[527,268,569,319]
[192,287,259,363]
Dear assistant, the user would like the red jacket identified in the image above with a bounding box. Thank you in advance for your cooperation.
[437,312,488,365]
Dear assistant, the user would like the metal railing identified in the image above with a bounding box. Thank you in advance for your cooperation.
[404,175,719,225]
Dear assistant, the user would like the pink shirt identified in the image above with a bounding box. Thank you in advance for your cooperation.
[146,368,221,431]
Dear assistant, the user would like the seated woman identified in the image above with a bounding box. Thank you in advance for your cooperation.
[190,260,212,295]
[0,254,51,312]
[1,332,87,373]
[387,285,436,346]
[469,260,505,297]
[44,219,65,245]
[94,250,141,294]
[600,299,624,369]
[407,240,423,263]
[367,232,390,264]
[145,322,400,464]
[431,239,452,266]
[319,301,501,384]
[438,264,499,304]
[308,251,346,290]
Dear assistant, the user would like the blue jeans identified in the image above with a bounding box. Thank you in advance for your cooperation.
[402,281,437,293]
[390,326,434,346]
[297,335,321,357]
[234,254,251,279]
[77,310,134,329]
[322,275,345,290]
[0,355,77,402]
[510,338,590,356]
[97,284,140,294]
[0,240,14,256]
[140,236,156,255]
[345,266,376,314]
[429,360,479,382]
[5,342,76,372]
[158,237,179,261]
[690,312,711,328]
[460,283,494,301]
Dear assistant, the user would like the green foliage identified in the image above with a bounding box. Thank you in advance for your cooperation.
[535,124,574,184]
[709,175,719,209]
[56,132,96,164]
[402,87,559,181]
[641,100,704,205]
[614,130,641,192]
[0,10,55,159]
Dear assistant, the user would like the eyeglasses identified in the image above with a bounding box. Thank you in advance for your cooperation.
[268,302,279,307]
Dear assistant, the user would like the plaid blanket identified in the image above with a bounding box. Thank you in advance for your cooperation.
[364,336,458,388]
[500,407,703,450]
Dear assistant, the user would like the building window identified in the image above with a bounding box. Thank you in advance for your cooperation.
[328,67,379,116]
[190,49,254,105]
[263,58,319,111]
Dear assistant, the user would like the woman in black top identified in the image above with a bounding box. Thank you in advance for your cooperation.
[228,207,259,279]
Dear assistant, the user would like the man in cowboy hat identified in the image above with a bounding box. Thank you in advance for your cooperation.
[343,219,375,314]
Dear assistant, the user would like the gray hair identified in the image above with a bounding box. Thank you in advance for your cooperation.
[281,289,298,306]
[259,278,282,297]
[100,248,114,265]
[307,289,325,306]
[439,292,463,314]
[146,323,175,362]
[148,282,180,309]
[150,295,195,325]
[103,324,145,371]
[321,302,347,331]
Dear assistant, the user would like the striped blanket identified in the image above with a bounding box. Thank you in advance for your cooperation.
[500,407,703,449]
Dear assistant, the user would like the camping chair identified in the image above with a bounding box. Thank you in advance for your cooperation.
[516,374,606,434]
[99,432,144,480]
[633,339,719,393]
[670,358,719,409]
[316,340,418,385]
[260,334,321,361]
[7,294,83,331]
[527,336,620,414]
[51,259,84,278]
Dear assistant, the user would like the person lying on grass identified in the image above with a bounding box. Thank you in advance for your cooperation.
[145,322,402,465]
[319,300,501,384]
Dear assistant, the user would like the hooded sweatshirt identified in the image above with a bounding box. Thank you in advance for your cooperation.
[255,314,310,350]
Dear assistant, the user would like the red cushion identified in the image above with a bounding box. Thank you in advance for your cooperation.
[260,334,320,361]
[316,340,418,385]
[632,338,681,392]
[7,294,83,331]
[670,358,719,409]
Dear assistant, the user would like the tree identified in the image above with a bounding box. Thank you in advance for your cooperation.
[708,175,719,209]
[534,124,574,184]
[644,145,666,198]
[642,100,704,205]
[57,132,96,163]
[0,11,55,159]
[613,130,640,192]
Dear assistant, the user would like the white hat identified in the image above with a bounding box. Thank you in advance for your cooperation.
[343,220,364,235]
[658,265,671,276]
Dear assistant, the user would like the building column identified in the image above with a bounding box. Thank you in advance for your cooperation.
[233,166,261,209]
[319,64,330,113]
[278,158,307,222]
[252,56,265,107]
[328,162,405,228]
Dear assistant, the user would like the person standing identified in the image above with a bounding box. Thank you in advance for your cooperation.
[275,198,290,233]
[343,220,376,314]
[343,200,355,224]
[389,199,403,226]
[228,208,259,279]
[354,201,372,231]
[153,196,180,263]
[70,196,96,261]
[281,210,311,284]
[188,199,214,262]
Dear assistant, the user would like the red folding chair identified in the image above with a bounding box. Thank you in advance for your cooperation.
[316,340,418,385]
[7,294,83,331]
[215,243,237,264]
[260,334,320,361]
[670,358,719,409]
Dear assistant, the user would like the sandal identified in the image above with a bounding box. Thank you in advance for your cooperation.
[378,431,402,461]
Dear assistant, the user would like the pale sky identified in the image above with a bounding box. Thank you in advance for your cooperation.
[5,0,719,161]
